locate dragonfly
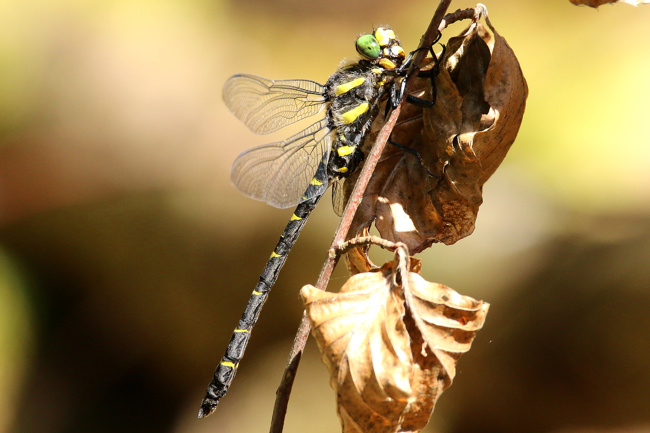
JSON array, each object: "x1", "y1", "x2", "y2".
[{"x1": 199, "y1": 26, "x2": 440, "y2": 418}]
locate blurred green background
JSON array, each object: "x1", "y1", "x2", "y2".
[{"x1": 1, "y1": 1, "x2": 650, "y2": 433}]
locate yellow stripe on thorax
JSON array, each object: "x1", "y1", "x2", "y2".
[
  {"x1": 310, "y1": 177, "x2": 323, "y2": 186},
  {"x1": 340, "y1": 103, "x2": 369, "y2": 124},
  {"x1": 335, "y1": 77, "x2": 366, "y2": 96},
  {"x1": 379, "y1": 58, "x2": 396, "y2": 70}
]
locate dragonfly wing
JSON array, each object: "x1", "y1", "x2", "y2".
[
  {"x1": 231, "y1": 119, "x2": 332, "y2": 209},
  {"x1": 223, "y1": 74, "x2": 327, "y2": 135},
  {"x1": 331, "y1": 178, "x2": 349, "y2": 217}
]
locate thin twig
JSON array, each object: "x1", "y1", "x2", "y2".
[
  {"x1": 269, "y1": 2, "x2": 453, "y2": 432},
  {"x1": 329, "y1": 236, "x2": 411, "y2": 289},
  {"x1": 329, "y1": 235, "x2": 403, "y2": 258},
  {"x1": 439, "y1": 3, "x2": 488, "y2": 31},
  {"x1": 393, "y1": 241, "x2": 410, "y2": 292}
]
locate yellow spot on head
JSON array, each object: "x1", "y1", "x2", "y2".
[
  {"x1": 335, "y1": 77, "x2": 366, "y2": 95},
  {"x1": 340, "y1": 102, "x2": 369, "y2": 124},
  {"x1": 391, "y1": 46, "x2": 405, "y2": 58},
  {"x1": 379, "y1": 58, "x2": 396, "y2": 70},
  {"x1": 337, "y1": 166, "x2": 348, "y2": 173},
  {"x1": 375, "y1": 27, "x2": 396, "y2": 47},
  {"x1": 337, "y1": 146, "x2": 355, "y2": 157},
  {"x1": 371, "y1": 68, "x2": 383, "y2": 74}
]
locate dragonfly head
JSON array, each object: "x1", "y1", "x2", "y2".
[{"x1": 355, "y1": 27, "x2": 405, "y2": 70}]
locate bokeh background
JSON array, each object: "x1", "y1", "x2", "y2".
[{"x1": 1, "y1": 1, "x2": 649, "y2": 432}]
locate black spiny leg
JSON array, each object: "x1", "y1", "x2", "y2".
[
  {"x1": 405, "y1": 42, "x2": 446, "y2": 108},
  {"x1": 384, "y1": 32, "x2": 446, "y2": 178},
  {"x1": 384, "y1": 32, "x2": 444, "y2": 117},
  {"x1": 388, "y1": 138, "x2": 436, "y2": 178}
]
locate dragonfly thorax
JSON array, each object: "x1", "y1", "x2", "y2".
[{"x1": 323, "y1": 27, "x2": 405, "y2": 179}]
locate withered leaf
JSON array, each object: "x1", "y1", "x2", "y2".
[
  {"x1": 343, "y1": 18, "x2": 528, "y2": 274},
  {"x1": 301, "y1": 262, "x2": 489, "y2": 433}
]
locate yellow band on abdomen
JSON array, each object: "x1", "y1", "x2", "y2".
[{"x1": 337, "y1": 146, "x2": 355, "y2": 157}]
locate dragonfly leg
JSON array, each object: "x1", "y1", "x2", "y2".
[{"x1": 388, "y1": 138, "x2": 436, "y2": 178}]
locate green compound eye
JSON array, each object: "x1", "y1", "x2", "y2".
[{"x1": 356, "y1": 34, "x2": 380, "y2": 60}]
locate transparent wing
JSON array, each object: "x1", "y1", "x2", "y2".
[
  {"x1": 231, "y1": 119, "x2": 332, "y2": 209},
  {"x1": 223, "y1": 74, "x2": 327, "y2": 135},
  {"x1": 331, "y1": 178, "x2": 349, "y2": 217}
]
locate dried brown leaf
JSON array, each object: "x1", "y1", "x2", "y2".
[
  {"x1": 344, "y1": 19, "x2": 528, "y2": 274},
  {"x1": 301, "y1": 262, "x2": 489, "y2": 433}
]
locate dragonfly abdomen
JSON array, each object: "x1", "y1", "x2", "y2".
[{"x1": 198, "y1": 191, "x2": 324, "y2": 418}]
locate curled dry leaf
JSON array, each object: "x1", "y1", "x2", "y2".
[
  {"x1": 569, "y1": 0, "x2": 650, "y2": 6},
  {"x1": 301, "y1": 261, "x2": 489, "y2": 433},
  {"x1": 343, "y1": 18, "x2": 528, "y2": 274}
]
